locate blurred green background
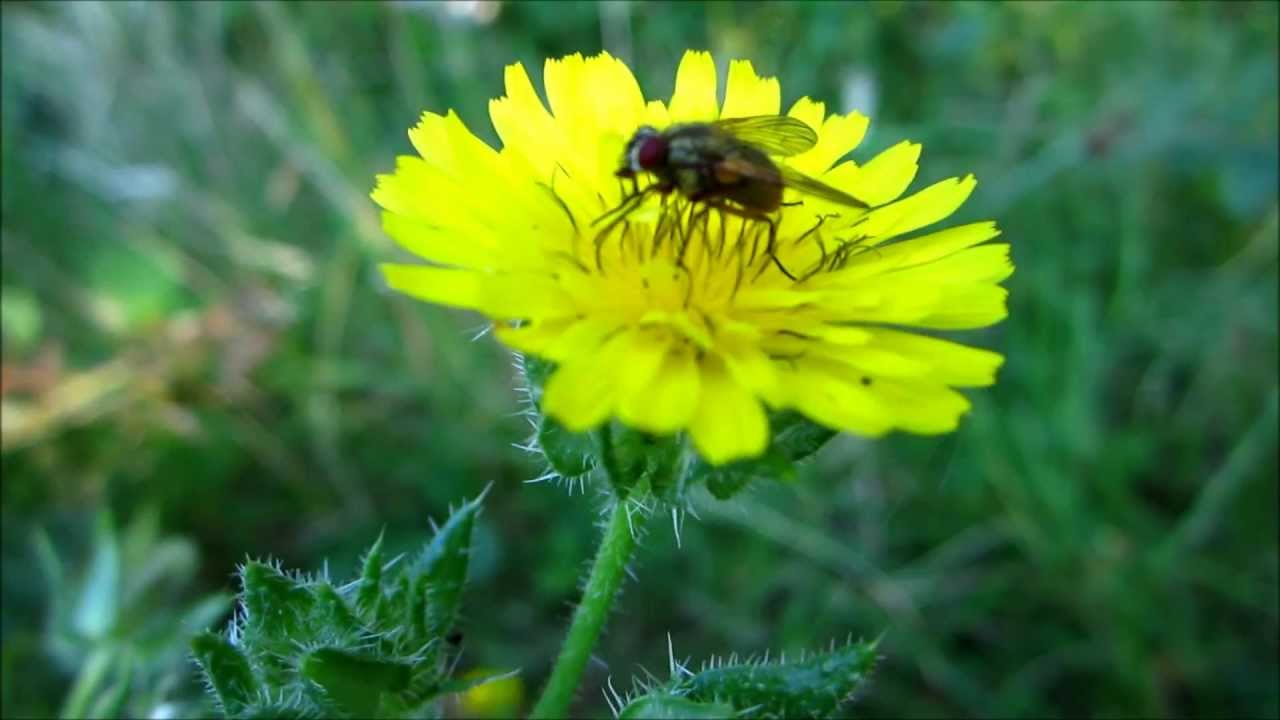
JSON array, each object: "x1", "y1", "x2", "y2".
[{"x1": 2, "y1": 1, "x2": 1276, "y2": 717}]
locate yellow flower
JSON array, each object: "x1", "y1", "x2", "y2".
[{"x1": 374, "y1": 51, "x2": 1013, "y2": 465}]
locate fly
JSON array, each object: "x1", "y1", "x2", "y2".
[{"x1": 596, "y1": 115, "x2": 870, "y2": 279}]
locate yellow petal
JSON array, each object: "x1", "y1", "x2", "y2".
[
  {"x1": 781, "y1": 358, "x2": 894, "y2": 436},
  {"x1": 543, "y1": 53, "x2": 588, "y2": 122},
  {"x1": 884, "y1": 244, "x2": 1014, "y2": 286},
  {"x1": 381, "y1": 263, "x2": 483, "y2": 311},
  {"x1": 618, "y1": 345, "x2": 701, "y2": 433},
  {"x1": 864, "y1": 329, "x2": 1005, "y2": 387},
  {"x1": 719, "y1": 59, "x2": 780, "y2": 119},
  {"x1": 489, "y1": 62, "x2": 563, "y2": 179},
  {"x1": 380, "y1": 211, "x2": 500, "y2": 270},
  {"x1": 786, "y1": 97, "x2": 826, "y2": 133},
  {"x1": 806, "y1": 221, "x2": 1003, "y2": 288},
  {"x1": 668, "y1": 50, "x2": 719, "y2": 122},
  {"x1": 913, "y1": 285, "x2": 1010, "y2": 329},
  {"x1": 541, "y1": 356, "x2": 617, "y2": 432},
  {"x1": 858, "y1": 174, "x2": 978, "y2": 241},
  {"x1": 583, "y1": 52, "x2": 646, "y2": 135},
  {"x1": 688, "y1": 356, "x2": 769, "y2": 463},
  {"x1": 820, "y1": 140, "x2": 921, "y2": 207},
  {"x1": 540, "y1": 327, "x2": 657, "y2": 431},
  {"x1": 788, "y1": 111, "x2": 870, "y2": 176},
  {"x1": 541, "y1": 316, "x2": 625, "y2": 361},
  {"x1": 866, "y1": 378, "x2": 972, "y2": 434},
  {"x1": 642, "y1": 99, "x2": 671, "y2": 128}
]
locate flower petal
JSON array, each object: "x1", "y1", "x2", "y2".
[
  {"x1": 787, "y1": 111, "x2": 870, "y2": 176},
  {"x1": 688, "y1": 356, "x2": 769, "y2": 463},
  {"x1": 541, "y1": 327, "x2": 654, "y2": 431},
  {"x1": 863, "y1": 329, "x2": 1005, "y2": 387},
  {"x1": 381, "y1": 263, "x2": 483, "y2": 311},
  {"x1": 858, "y1": 174, "x2": 978, "y2": 241},
  {"x1": 781, "y1": 358, "x2": 894, "y2": 436},
  {"x1": 668, "y1": 50, "x2": 719, "y2": 122},
  {"x1": 618, "y1": 345, "x2": 701, "y2": 433},
  {"x1": 820, "y1": 140, "x2": 921, "y2": 207},
  {"x1": 786, "y1": 97, "x2": 826, "y2": 133},
  {"x1": 805, "y1": 221, "x2": 1003, "y2": 287},
  {"x1": 720, "y1": 59, "x2": 780, "y2": 119},
  {"x1": 866, "y1": 378, "x2": 972, "y2": 434}
]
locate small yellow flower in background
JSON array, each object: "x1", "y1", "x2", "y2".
[
  {"x1": 375, "y1": 51, "x2": 1012, "y2": 465},
  {"x1": 454, "y1": 669, "x2": 524, "y2": 719}
]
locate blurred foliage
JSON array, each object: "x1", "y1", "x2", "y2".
[
  {"x1": 1, "y1": 1, "x2": 1276, "y2": 718},
  {"x1": 3, "y1": 508, "x2": 229, "y2": 718}
]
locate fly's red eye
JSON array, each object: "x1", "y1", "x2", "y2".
[{"x1": 637, "y1": 137, "x2": 666, "y2": 168}]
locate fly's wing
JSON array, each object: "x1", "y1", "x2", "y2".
[
  {"x1": 713, "y1": 154, "x2": 869, "y2": 210},
  {"x1": 713, "y1": 116, "x2": 818, "y2": 157},
  {"x1": 778, "y1": 164, "x2": 869, "y2": 209}
]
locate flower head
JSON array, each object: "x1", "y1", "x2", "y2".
[{"x1": 374, "y1": 51, "x2": 1013, "y2": 464}]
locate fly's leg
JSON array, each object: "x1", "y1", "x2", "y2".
[
  {"x1": 692, "y1": 200, "x2": 796, "y2": 282},
  {"x1": 592, "y1": 186, "x2": 661, "y2": 271}
]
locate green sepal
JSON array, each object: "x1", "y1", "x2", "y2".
[
  {"x1": 693, "y1": 447, "x2": 795, "y2": 500},
  {"x1": 299, "y1": 648, "x2": 412, "y2": 717},
  {"x1": 520, "y1": 353, "x2": 556, "y2": 400},
  {"x1": 599, "y1": 422, "x2": 683, "y2": 499},
  {"x1": 538, "y1": 415, "x2": 594, "y2": 478},
  {"x1": 191, "y1": 631, "x2": 259, "y2": 716},
  {"x1": 768, "y1": 411, "x2": 837, "y2": 462},
  {"x1": 679, "y1": 640, "x2": 878, "y2": 719},
  {"x1": 620, "y1": 693, "x2": 736, "y2": 719},
  {"x1": 409, "y1": 491, "x2": 484, "y2": 642}
]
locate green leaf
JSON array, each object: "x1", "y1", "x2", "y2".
[
  {"x1": 300, "y1": 648, "x2": 412, "y2": 717},
  {"x1": 240, "y1": 562, "x2": 314, "y2": 643},
  {"x1": 192, "y1": 631, "x2": 259, "y2": 717},
  {"x1": 620, "y1": 693, "x2": 736, "y2": 719},
  {"x1": 410, "y1": 491, "x2": 484, "y2": 642},
  {"x1": 310, "y1": 584, "x2": 363, "y2": 640},
  {"x1": 355, "y1": 531, "x2": 385, "y2": 616},
  {"x1": 679, "y1": 640, "x2": 879, "y2": 719},
  {"x1": 538, "y1": 415, "x2": 594, "y2": 478}
]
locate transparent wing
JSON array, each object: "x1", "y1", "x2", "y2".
[
  {"x1": 778, "y1": 165, "x2": 869, "y2": 209},
  {"x1": 713, "y1": 115, "x2": 818, "y2": 157}
]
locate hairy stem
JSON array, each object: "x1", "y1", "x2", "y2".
[{"x1": 530, "y1": 498, "x2": 639, "y2": 719}]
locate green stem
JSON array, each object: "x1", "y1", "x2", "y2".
[{"x1": 531, "y1": 498, "x2": 639, "y2": 719}]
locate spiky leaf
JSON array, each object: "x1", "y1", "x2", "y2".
[
  {"x1": 409, "y1": 492, "x2": 483, "y2": 642},
  {"x1": 355, "y1": 531, "x2": 385, "y2": 615},
  {"x1": 240, "y1": 562, "x2": 315, "y2": 643},
  {"x1": 192, "y1": 631, "x2": 258, "y2": 716},
  {"x1": 300, "y1": 648, "x2": 412, "y2": 717},
  {"x1": 679, "y1": 641, "x2": 878, "y2": 719},
  {"x1": 620, "y1": 693, "x2": 735, "y2": 719}
]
